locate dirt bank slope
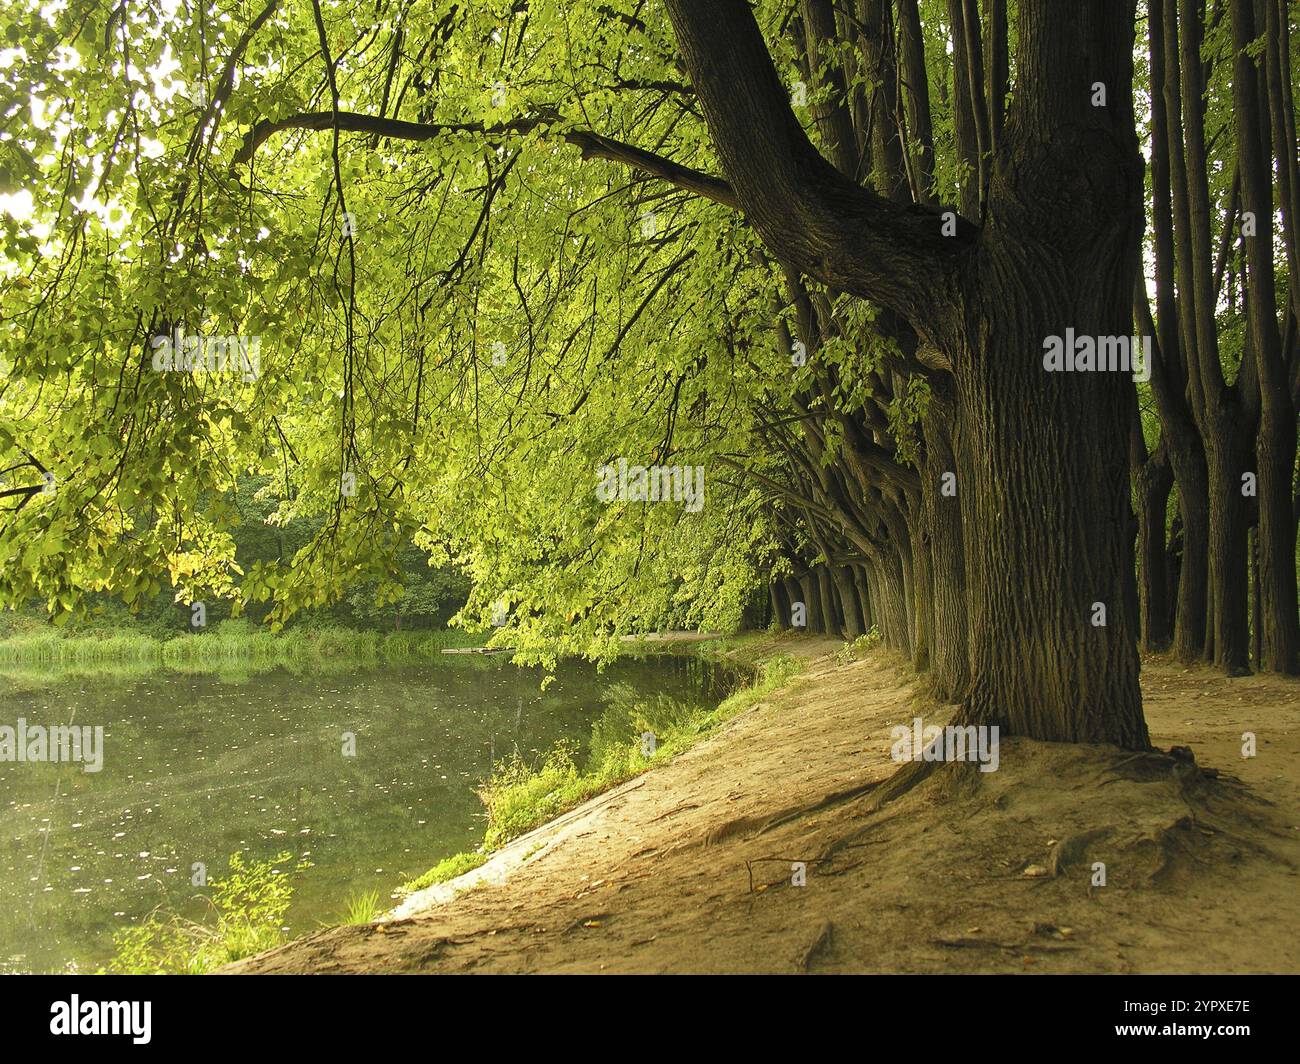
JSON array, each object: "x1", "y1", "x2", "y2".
[{"x1": 224, "y1": 641, "x2": 1300, "y2": 974}]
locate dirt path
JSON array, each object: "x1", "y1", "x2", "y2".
[{"x1": 224, "y1": 639, "x2": 1300, "y2": 974}]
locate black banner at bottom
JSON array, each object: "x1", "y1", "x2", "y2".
[{"x1": 1, "y1": 973, "x2": 1290, "y2": 1051}]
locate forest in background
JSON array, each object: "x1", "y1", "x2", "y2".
[{"x1": 0, "y1": 477, "x2": 467, "y2": 639}]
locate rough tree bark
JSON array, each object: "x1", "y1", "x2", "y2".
[
  {"x1": 664, "y1": 0, "x2": 1149, "y2": 747},
  {"x1": 1147, "y1": 0, "x2": 1210, "y2": 663},
  {"x1": 1230, "y1": 0, "x2": 1299, "y2": 673}
]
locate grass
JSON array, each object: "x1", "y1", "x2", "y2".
[
  {"x1": 102, "y1": 851, "x2": 306, "y2": 975},
  {"x1": 398, "y1": 648, "x2": 803, "y2": 895},
  {"x1": 400, "y1": 850, "x2": 491, "y2": 894},
  {"x1": 335, "y1": 889, "x2": 384, "y2": 926},
  {"x1": 833, "y1": 627, "x2": 882, "y2": 664},
  {"x1": 0, "y1": 618, "x2": 480, "y2": 669}
]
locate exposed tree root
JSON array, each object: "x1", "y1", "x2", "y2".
[{"x1": 793, "y1": 919, "x2": 834, "y2": 971}]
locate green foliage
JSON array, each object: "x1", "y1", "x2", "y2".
[
  {"x1": 0, "y1": 0, "x2": 786, "y2": 656},
  {"x1": 401, "y1": 646, "x2": 803, "y2": 892},
  {"x1": 887, "y1": 377, "x2": 932, "y2": 467},
  {"x1": 0, "y1": 617, "x2": 479, "y2": 666},
  {"x1": 102, "y1": 851, "x2": 306, "y2": 975},
  {"x1": 400, "y1": 851, "x2": 490, "y2": 895},
  {"x1": 834, "y1": 627, "x2": 883, "y2": 664},
  {"x1": 335, "y1": 890, "x2": 384, "y2": 927}
]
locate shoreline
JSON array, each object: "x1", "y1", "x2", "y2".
[
  {"x1": 385, "y1": 631, "x2": 809, "y2": 912},
  {"x1": 223, "y1": 639, "x2": 1300, "y2": 975}
]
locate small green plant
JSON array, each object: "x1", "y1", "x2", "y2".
[
  {"x1": 835, "y1": 627, "x2": 882, "y2": 663},
  {"x1": 336, "y1": 889, "x2": 383, "y2": 925},
  {"x1": 399, "y1": 646, "x2": 806, "y2": 904},
  {"x1": 101, "y1": 851, "x2": 307, "y2": 975},
  {"x1": 478, "y1": 741, "x2": 596, "y2": 849},
  {"x1": 399, "y1": 850, "x2": 489, "y2": 894}
]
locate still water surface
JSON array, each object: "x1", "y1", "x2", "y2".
[{"x1": 0, "y1": 653, "x2": 732, "y2": 972}]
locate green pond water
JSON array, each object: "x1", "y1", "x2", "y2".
[{"x1": 0, "y1": 652, "x2": 735, "y2": 973}]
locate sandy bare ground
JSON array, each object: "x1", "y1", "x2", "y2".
[{"x1": 224, "y1": 637, "x2": 1300, "y2": 974}]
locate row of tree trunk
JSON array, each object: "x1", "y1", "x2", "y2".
[
  {"x1": 1130, "y1": 0, "x2": 1300, "y2": 676},
  {"x1": 663, "y1": 0, "x2": 1297, "y2": 749}
]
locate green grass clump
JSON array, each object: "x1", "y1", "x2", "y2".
[
  {"x1": 478, "y1": 742, "x2": 608, "y2": 850},
  {"x1": 400, "y1": 850, "x2": 491, "y2": 894},
  {"x1": 834, "y1": 627, "x2": 882, "y2": 664},
  {"x1": 102, "y1": 851, "x2": 307, "y2": 975},
  {"x1": 335, "y1": 889, "x2": 384, "y2": 926},
  {"x1": 403, "y1": 651, "x2": 805, "y2": 887}
]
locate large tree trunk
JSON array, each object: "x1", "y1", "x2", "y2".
[
  {"x1": 852, "y1": 563, "x2": 874, "y2": 632},
  {"x1": 783, "y1": 576, "x2": 805, "y2": 630},
  {"x1": 908, "y1": 500, "x2": 933, "y2": 671},
  {"x1": 922, "y1": 398, "x2": 970, "y2": 700},
  {"x1": 665, "y1": 0, "x2": 1150, "y2": 748},
  {"x1": 896, "y1": 0, "x2": 936, "y2": 203},
  {"x1": 949, "y1": 0, "x2": 1148, "y2": 746},
  {"x1": 797, "y1": 571, "x2": 824, "y2": 633},
  {"x1": 1170, "y1": 448, "x2": 1211, "y2": 661},
  {"x1": 769, "y1": 580, "x2": 791, "y2": 630},
  {"x1": 953, "y1": 272, "x2": 1145, "y2": 744},
  {"x1": 870, "y1": 552, "x2": 911, "y2": 655},
  {"x1": 1173, "y1": 0, "x2": 1252, "y2": 673},
  {"x1": 833, "y1": 565, "x2": 865, "y2": 638},
  {"x1": 1202, "y1": 423, "x2": 1253, "y2": 672},
  {"x1": 1147, "y1": 0, "x2": 1210, "y2": 663},
  {"x1": 817, "y1": 565, "x2": 846, "y2": 640},
  {"x1": 946, "y1": 0, "x2": 986, "y2": 216}
]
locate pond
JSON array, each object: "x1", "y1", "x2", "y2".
[{"x1": 0, "y1": 651, "x2": 735, "y2": 973}]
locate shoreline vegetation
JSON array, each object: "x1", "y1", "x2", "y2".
[
  {"x1": 0, "y1": 617, "x2": 483, "y2": 675},
  {"x1": 395, "y1": 637, "x2": 805, "y2": 901},
  {"x1": 83, "y1": 629, "x2": 800, "y2": 967},
  {"x1": 222, "y1": 645, "x2": 1300, "y2": 977}
]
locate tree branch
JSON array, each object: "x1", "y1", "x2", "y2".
[
  {"x1": 662, "y1": 0, "x2": 973, "y2": 333},
  {"x1": 232, "y1": 111, "x2": 737, "y2": 209}
]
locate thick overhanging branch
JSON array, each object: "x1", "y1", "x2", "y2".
[
  {"x1": 662, "y1": 0, "x2": 974, "y2": 332},
  {"x1": 232, "y1": 111, "x2": 737, "y2": 209}
]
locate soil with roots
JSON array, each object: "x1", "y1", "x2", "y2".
[{"x1": 223, "y1": 637, "x2": 1300, "y2": 974}]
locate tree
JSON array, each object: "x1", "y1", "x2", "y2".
[
  {"x1": 1, "y1": 1, "x2": 1295, "y2": 750},
  {"x1": 662, "y1": 0, "x2": 1147, "y2": 745}
]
